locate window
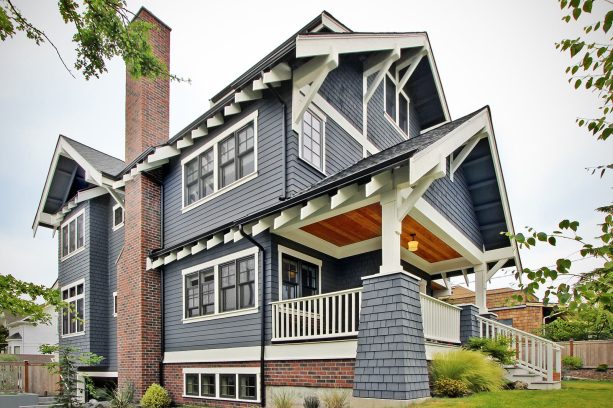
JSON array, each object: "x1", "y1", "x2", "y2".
[
  {"x1": 383, "y1": 72, "x2": 411, "y2": 137},
  {"x1": 238, "y1": 374, "x2": 257, "y2": 400},
  {"x1": 279, "y1": 247, "x2": 321, "y2": 301},
  {"x1": 300, "y1": 109, "x2": 325, "y2": 172},
  {"x1": 61, "y1": 210, "x2": 85, "y2": 259},
  {"x1": 185, "y1": 374, "x2": 199, "y2": 396},
  {"x1": 113, "y1": 292, "x2": 117, "y2": 317},
  {"x1": 183, "y1": 248, "x2": 258, "y2": 321},
  {"x1": 13, "y1": 346, "x2": 20, "y2": 355},
  {"x1": 61, "y1": 280, "x2": 85, "y2": 336},
  {"x1": 183, "y1": 369, "x2": 259, "y2": 402},
  {"x1": 182, "y1": 112, "x2": 258, "y2": 210},
  {"x1": 112, "y1": 204, "x2": 124, "y2": 230}
]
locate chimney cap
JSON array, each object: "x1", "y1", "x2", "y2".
[{"x1": 132, "y1": 6, "x2": 172, "y2": 32}]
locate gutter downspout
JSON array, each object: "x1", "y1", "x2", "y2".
[
  {"x1": 238, "y1": 224, "x2": 266, "y2": 407},
  {"x1": 264, "y1": 80, "x2": 288, "y2": 200}
]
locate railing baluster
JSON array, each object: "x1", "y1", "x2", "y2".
[{"x1": 332, "y1": 293, "x2": 337, "y2": 334}]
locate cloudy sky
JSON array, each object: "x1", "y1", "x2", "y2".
[{"x1": 0, "y1": 1, "x2": 610, "y2": 295}]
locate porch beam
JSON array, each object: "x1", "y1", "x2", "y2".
[
  {"x1": 330, "y1": 184, "x2": 358, "y2": 209},
  {"x1": 450, "y1": 132, "x2": 487, "y2": 181},
  {"x1": 363, "y1": 47, "x2": 401, "y2": 104},
  {"x1": 483, "y1": 246, "x2": 515, "y2": 263},
  {"x1": 365, "y1": 170, "x2": 392, "y2": 197},
  {"x1": 300, "y1": 195, "x2": 330, "y2": 220}
]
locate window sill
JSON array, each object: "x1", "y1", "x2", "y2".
[
  {"x1": 182, "y1": 306, "x2": 259, "y2": 324},
  {"x1": 182, "y1": 395, "x2": 260, "y2": 404},
  {"x1": 383, "y1": 112, "x2": 409, "y2": 140},
  {"x1": 181, "y1": 171, "x2": 259, "y2": 214},
  {"x1": 298, "y1": 157, "x2": 326, "y2": 177},
  {"x1": 60, "y1": 246, "x2": 86, "y2": 262},
  {"x1": 61, "y1": 331, "x2": 85, "y2": 339},
  {"x1": 112, "y1": 223, "x2": 124, "y2": 232}
]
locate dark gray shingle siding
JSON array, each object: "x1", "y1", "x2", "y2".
[
  {"x1": 366, "y1": 76, "x2": 406, "y2": 150},
  {"x1": 107, "y1": 196, "x2": 123, "y2": 371}
]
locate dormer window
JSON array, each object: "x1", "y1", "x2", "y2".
[
  {"x1": 61, "y1": 209, "x2": 85, "y2": 260},
  {"x1": 300, "y1": 108, "x2": 326, "y2": 173},
  {"x1": 112, "y1": 204, "x2": 124, "y2": 231},
  {"x1": 182, "y1": 111, "x2": 259, "y2": 211},
  {"x1": 384, "y1": 73, "x2": 410, "y2": 137}
]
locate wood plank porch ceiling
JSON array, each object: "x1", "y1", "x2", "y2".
[{"x1": 301, "y1": 203, "x2": 461, "y2": 263}]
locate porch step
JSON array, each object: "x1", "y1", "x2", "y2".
[
  {"x1": 38, "y1": 397, "x2": 55, "y2": 404},
  {"x1": 528, "y1": 381, "x2": 562, "y2": 390}
]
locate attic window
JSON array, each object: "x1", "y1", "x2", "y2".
[
  {"x1": 300, "y1": 108, "x2": 326, "y2": 173},
  {"x1": 61, "y1": 209, "x2": 85, "y2": 260},
  {"x1": 113, "y1": 204, "x2": 124, "y2": 231},
  {"x1": 384, "y1": 73, "x2": 410, "y2": 137}
]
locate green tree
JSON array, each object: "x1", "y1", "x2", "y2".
[
  {"x1": 0, "y1": 274, "x2": 66, "y2": 325},
  {"x1": 507, "y1": 0, "x2": 612, "y2": 317},
  {"x1": 41, "y1": 344, "x2": 104, "y2": 407},
  {"x1": 0, "y1": 324, "x2": 8, "y2": 352},
  {"x1": 0, "y1": 0, "x2": 183, "y2": 81},
  {"x1": 538, "y1": 305, "x2": 613, "y2": 340}
]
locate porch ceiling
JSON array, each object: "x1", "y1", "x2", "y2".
[{"x1": 300, "y1": 203, "x2": 461, "y2": 263}]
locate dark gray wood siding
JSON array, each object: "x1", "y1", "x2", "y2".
[
  {"x1": 319, "y1": 55, "x2": 363, "y2": 132},
  {"x1": 163, "y1": 97, "x2": 286, "y2": 249},
  {"x1": 366, "y1": 75, "x2": 407, "y2": 150},
  {"x1": 106, "y1": 196, "x2": 123, "y2": 371}
]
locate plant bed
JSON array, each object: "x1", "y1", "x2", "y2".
[
  {"x1": 563, "y1": 368, "x2": 613, "y2": 381},
  {"x1": 0, "y1": 393, "x2": 38, "y2": 408}
]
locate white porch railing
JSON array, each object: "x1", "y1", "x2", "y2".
[
  {"x1": 419, "y1": 293, "x2": 461, "y2": 343},
  {"x1": 271, "y1": 288, "x2": 463, "y2": 344},
  {"x1": 477, "y1": 316, "x2": 562, "y2": 382},
  {"x1": 271, "y1": 288, "x2": 362, "y2": 342}
]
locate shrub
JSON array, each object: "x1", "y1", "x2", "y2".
[
  {"x1": 140, "y1": 384, "x2": 171, "y2": 408},
  {"x1": 111, "y1": 382, "x2": 135, "y2": 408},
  {"x1": 321, "y1": 390, "x2": 350, "y2": 408},
  {"x1": 304, "y1": 395, "x2": 320, "y2": 408},
  {"x1": 0, "y1": 354, "x2": 18, "y2": 362},
  {"x1": 272, "y1": 390, "x2": 294, "y2": 408},
  {"x1": 433, "y1": 378, "x2": 470, "y2": 398},
  {"x1": 562, "y1": 355, "x2": 583, "y2": 370},
  {"x1": 596, "y1": 364, "x2": 608, "y2": 372},
  {"x1": 464, "y1": 337, "x2": 516, "y2": 365},
  {"x1": 430, "y1": 350, "x2": 505, "y2": 393}
]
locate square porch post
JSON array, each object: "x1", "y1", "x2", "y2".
[
  {"x1": 474, "y1": 263, "x2": 488, "y2": 314},
  {"x1": 352, "y1": 189, "x2": 430, "y2": 403}
]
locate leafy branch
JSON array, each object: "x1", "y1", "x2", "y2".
[{"x1": 0, "y1": 274, "x2": 67, "y2": 325}]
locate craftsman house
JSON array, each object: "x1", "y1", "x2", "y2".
[{"x1": 32, "y1": 8, "x2": 562, "y2": 407}]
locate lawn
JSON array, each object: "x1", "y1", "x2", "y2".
[{"x1": 418, "y1": 381, "x2": 613, "y2": 408}]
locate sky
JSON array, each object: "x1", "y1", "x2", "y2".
[{"x1": 0, "y1": 1, "x2": 610, "y2": 296}]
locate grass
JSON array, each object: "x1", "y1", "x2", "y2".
[{"x1": 417, "y1": 381, "x2": 613, "y2": 408}]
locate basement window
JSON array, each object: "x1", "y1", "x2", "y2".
[
  {"x1": 60, "y1": 209, "x2": 85, "y2": 260},
  {"x1": 182, "y1": 369, "x2": 259, "y2": 402},
  {"x1": 181, "y1": 111, "x2": 259, "y2": 211}
]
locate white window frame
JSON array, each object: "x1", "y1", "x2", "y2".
[
  {"x1": 112, "y1": 204, "x2": 124, "y2": 231},
  {"x1": 277, "y1": 245, "x2": 323, "y2": 301},
  {"x1": 298, "y1": 104, "x2": 327, "y2": 175},
  {"x1": 182, "y1": 367, "x2": 260, "y2": 403},
  {"x1": 181, "y1": 111, "x2": 259, "y2": 214},
  {"x1": 60, "y1": 209, "x2": 86, "y2": 261},
  {"x1": 181, "y1": 247, "x2": 259, "y2": 324},
  {"x1": 60, "y1": 278, "x2": 85, "y2": 338},
  {"x1": 113, "y1": 292, "x2": 117, "y2": 317},
  {"x1": 382, "y1": 72, "x2": 411, "y2": 139}
]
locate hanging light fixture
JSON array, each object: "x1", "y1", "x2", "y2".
[{"x1": 408, "y1": 233, "x2": 419, "y2": 252}]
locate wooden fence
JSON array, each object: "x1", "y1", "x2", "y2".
[
  {"x1": 0, "y1": 356, "x2": 58, "y2": 396},
  {"x1": 557, "y1": 339, "x2": 613, "y2": 368}
]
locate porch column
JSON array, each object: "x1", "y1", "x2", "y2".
[
  {"x1": 474, "y1": 263, "x2": 488, "y2": 314},
  {"x1": 353, "y1": 272, "x2": 430, "y2": 402},
  {"x1": 379, "y1": 190, "x2": 402, "y2": 274}
]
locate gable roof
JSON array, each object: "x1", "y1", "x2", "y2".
[{"x1": 62, "y1": 136, "x2": 125, "y2": 178}]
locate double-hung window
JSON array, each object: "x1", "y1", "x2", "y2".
[
  {"x1": 384, "y1": 73, "x2": 411, "y2": 136},
  {"x1": 61, "y1": 280, "x2": 84, "y2": 336},
  {"x1": 182, "y1": 112, "x2": 258, "y2": 209},
  {"x1": 183, "y1": 248, "x2": 258, "y2": 320},
  {"x1": 61, "y1": 210, "x2": 84, "y2": 259},
  {"x1": 300, "y1": 109, "x2": 325, "y2": 172},
  {"x1": 280, "y1": 249, "x2": 321, "y2": 301}
]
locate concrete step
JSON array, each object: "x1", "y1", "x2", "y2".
[{"x1": 528, "y1": 381, "x2": 562, "y2": 390}]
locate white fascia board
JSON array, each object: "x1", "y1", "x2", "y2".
[
  {"x1": 411, "y1": 198, "x2": 484, "y2": 265},
  {"x1": 296, "y1": 33, "x2": 427, "y2": 58},
  {"x1": 409, "y1": 109, "x2": 489, "y2": 185}
]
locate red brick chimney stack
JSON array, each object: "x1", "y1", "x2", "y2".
[{"x1": 117, "y1": 7, "x2": 170, "y2": 396}]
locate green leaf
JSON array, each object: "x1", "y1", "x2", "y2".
[
  {"x1": 582, "y1": 0, "x2": 593, "y2": 13},
  {"x1": 575, "y1": 78, "x2": 582, "y2": 89},
  {"x1": 605, "y1": 10, "x2": 613, "y2": 33},
  {"x1": 537, "y1": 232, "x2": 548, "y2": 241},
  {"x1": 573, "y1": 7, "x2": 582, "y2": 20},
  {"x1": 548, "y1": 236, "x2": 557, "y2": 246}
]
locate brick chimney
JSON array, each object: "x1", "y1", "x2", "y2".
[{"x1": 117, "y1": 7, "x2": 170, "y2": 396}]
